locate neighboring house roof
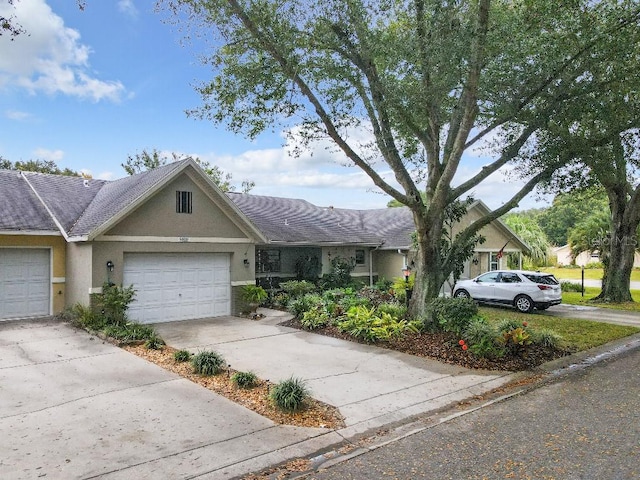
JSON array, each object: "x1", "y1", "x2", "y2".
[
  {"x1": 0, "y1": 159, "x2": 264, "y2": 242},
  {"x1": 228, "y1": 192, "x2": 415, "y2": 248}
]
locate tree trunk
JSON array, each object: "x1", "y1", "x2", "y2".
[
  {"x1": 409, "y1": 211, "x2": 450, "y2": 317},
  {"x1": 595, "y1": 188, "x2": 637, "y2": 303}
]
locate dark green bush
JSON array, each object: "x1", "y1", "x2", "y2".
[
  {"x1": 357, "y1": 286, "x2": 395, "y2": 306},
  {"x1": 191, "y1": 350, "x2": 226, "y2": 375},
  {"x1": 144, "y1": 334, "x2": 165, "y2": 350},
  {"x1": 463, "y1": 318, "x2": 505, "y2": 358},
  {"x1": 287, "y1": 293, "x2": 323, "y2": 318},
  {"x1": 98, "y1": 283, "x2": 136, "y2": 326},
  {"x1": 427, "y1": 297, "x2": 478, "y2": 335},
  {"x1": 560, "y1": 281, "x2": 583, "y2": 292},
  {"x1": 270, "y1": 377, "x2": 310, "y2": 411},
  {"x1": 103, "y1": 322, "x2": 156, "y2": 343},
  {"x1": 231, "y1": 371, "x2": 259, "y2": 389},
  {"x1": 280, "y1": 280, "x2": 317, "y2": 298},
  {"x1": 69, "y1": 303, "x2": 106, "y2": 330},
  {"x1": 173, "y1": 349, "x2": 192, "y2": 362},
  {"x1": 319, "y1": 257, "x2": 356, "y2": 289}
]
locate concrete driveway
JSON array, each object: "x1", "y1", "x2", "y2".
[
  {"x1": 153, "y1": 309, "x2": 513, "y2": 436},
  {"x1": 0, "y1": 318, "x2": 338, "y2": 480}
]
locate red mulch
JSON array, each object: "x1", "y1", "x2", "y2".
[{"x1": 280, "y1": 319, "x2": 572, "y2": 371}]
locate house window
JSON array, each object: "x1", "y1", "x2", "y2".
[
  {"x1": 355, "y1": 249, "x2": 365, "y2": 265},
  {"x1": 176, "y1": 191, "x2": 193, "y2": 214},
  {"x1": 257, "y1": 249, "x2": 281, "y2": 273},
  {"x1": 490, "y1": 252, "x2": 499, "y2": 271}
]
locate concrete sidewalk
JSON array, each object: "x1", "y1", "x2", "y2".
[{"x1": 153, "y1": 309, "x2": 513, "y2": 437}]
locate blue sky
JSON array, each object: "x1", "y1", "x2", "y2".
[{"x1": 0, "y1": 0, "x2": 547, "y2": 210}]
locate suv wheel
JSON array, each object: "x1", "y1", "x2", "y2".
[
  {"x1": 454, "y1": 289, "x2": 470, "y2": 299},
  {"x1": 514, "y1": 294, "x2": 534, "y2": 313}
]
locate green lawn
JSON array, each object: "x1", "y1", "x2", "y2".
[
  {"x1": 538, "y1": 266, "x2": 640, "y2": 282},
  {"x1": 561, "y1": 287, "x2": 640, "y2": 312},
  {"x1": 479, "y1": 306, "x2": 640, "y2": 351}
]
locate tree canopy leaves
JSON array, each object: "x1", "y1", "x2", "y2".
[{"x1": 122, "y1": 148, "x2": 254, "y2": 193}]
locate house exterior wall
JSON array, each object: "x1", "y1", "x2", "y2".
[
  {"x1": 105, "y1": 174, "x2": 247, "y2": 239},
  {"x1": 65, "y1": 242, "x2": 93, "y2": 307},
  {"x1": 374, "y1": 249, "x2": 407, "y2": 283},
  {"x1": 0, "y1": 234, "x2": 66, "y2": 315}
]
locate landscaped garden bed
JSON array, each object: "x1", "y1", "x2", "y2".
[
  {"x1": 281, "y1": 317, "x2": 570, "y2": 371},
  {"x1": 123, "y1": 343, "x2": 345, "y2": 429}
]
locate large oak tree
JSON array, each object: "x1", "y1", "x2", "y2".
[{"x1": 160, "y1": 0, "x2": 636, "y2": 314}]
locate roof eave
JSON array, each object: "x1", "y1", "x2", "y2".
[{"x1": 0, "y1": 229, "x2": 62, "y2": 236}]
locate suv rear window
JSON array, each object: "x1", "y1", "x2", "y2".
[{"x1": 523, "y1": 274, "x2": 559, "y2": 285}]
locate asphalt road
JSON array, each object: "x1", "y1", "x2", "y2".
[{"x1": 307, "y1": 346, "x2": 640, "y2": 480}]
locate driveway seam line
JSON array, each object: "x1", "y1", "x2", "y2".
[
  {"x1": 185, "y1": 430, "x2": 337, "y2": 480},
  {"x1": 0, "y1": 377, "x2": 182, "y2": 420},
  {"x1": 336, "y1": 373, "x2": 511, "y2": 409},
  {"x1": 0, "y1": 351, "x2": 118, "y2": 371},
  {"x1": 182, "y1": 330, "x2": 298, "y2": 348},
  {"x1": 81, "y1": 425, "x2": 281, "y2": 480}
]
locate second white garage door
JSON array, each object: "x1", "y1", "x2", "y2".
[{"x1": 123, "y1": 253, "x2": 231, "y2": 324}]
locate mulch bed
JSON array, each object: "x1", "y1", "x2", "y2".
[
  {"x1": 123, "y1": 344, "x2": 345, "y2": 430},
  {"x1": 280, "y1": 318, "x2": 573, "y2": 372}
]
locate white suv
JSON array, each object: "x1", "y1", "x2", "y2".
[{"x1": 453, "y1": 270, "x2": 562, "y2": 313}]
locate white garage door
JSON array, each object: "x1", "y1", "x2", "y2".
[
  {"x1": 123, "y1": 253, "x2": 231, "y2": 324},
  {"x1": 0, "y1": 248, "x2": 50, "y2": 320}
]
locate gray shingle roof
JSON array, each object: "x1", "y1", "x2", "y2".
[
  {"x1": 227, "y1": 192, "x2": 415, "y2": 248},
  {"x1": 69, "y1": 161, "x2": 185, "y2": 236},
  {"x1": 20, "y1": 172, "x2": 107, "y2": 233},
  {"x1": 2, "y1": 161, "x2": 416, "y2": 248},
  {"x1": 0, "y1": 169, "x2": 58, "y2": 231}
]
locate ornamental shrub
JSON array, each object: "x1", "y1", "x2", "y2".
[
  {"x1": 530, "y1": 328, "x2": 563, "y2": 348},
  {"x1": 300, "y1": 306, "x2": 330, "y2": 330},
  {"x1": 231, "y1": 371, "x2": 259, "y2": 389},
  {"x1": 191, "y1": 350, "x2": 226, "y2": 376},
  {"x1": 427, "y1": 297, "x2": 478, "y2": 335},
  {"x1": 280, "y1": 280, "x2": 317, "y2": 298},
  {"x1": 336, "y1": 305, "x2": 419, "y2": 343},
  {"x1": 173, "y1": 349, "x2": 192, "y2": 362},
  {"x1": 270, "y1": 377, "x2": 310, "y2": 412},
  {"x1": 560, "y1": 281, "x2": 583, "y2": 292},
  {"x1": 287, "y1": 293, "x2": 323, "y2": 318}
]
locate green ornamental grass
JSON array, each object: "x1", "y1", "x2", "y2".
[
  {"x1": 191, "y1": 350, "x2": 226, "y2": 376},
  {"x1": 270, "y1": 377, "x2": 310, "y2": 412}
]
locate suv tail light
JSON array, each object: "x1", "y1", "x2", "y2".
[{"x1": 537, "y1": 285, "x2": 553, "y2": 290}]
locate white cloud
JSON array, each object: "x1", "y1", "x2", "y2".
[
  {"x1": 33, "y1": 147, "x2": 64, "y2": 161},
  {"x1": 117, "y1": 0, "x2": 138, "y2": 18},
  {"x1": 0, "y1": 0, "x2": 125, "y2": 101},
  {"x1": 5, "y1": 109, "x2": 32, "y2": 121}
]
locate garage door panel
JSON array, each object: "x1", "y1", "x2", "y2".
[
  {"x1": 1, "y1": 249, "x2": 50, "y2": 320},
  {"x1": 123, "y1": 253, "x2": 231, "y2": 324}
]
